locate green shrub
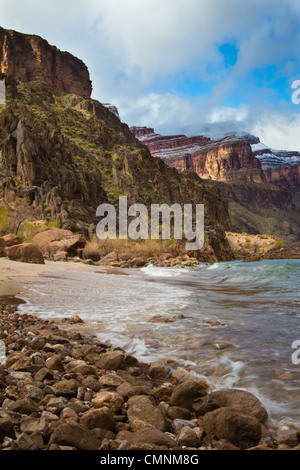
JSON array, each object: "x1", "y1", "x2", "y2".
[
  {"x1": 0, "y1": 209, "x2": 12, "y2": 235},
  {"x1": 46, "y1": 219, "x2": 60, "y2": 229},
  {"x1": 17, "y1": 221, "x2": 39, "y2": 242}
]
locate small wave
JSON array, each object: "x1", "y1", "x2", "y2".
[
  {"x1": 212, "y1": 355, "x2": 246, "y2": 389},
  {"x1": 141, "y1": 264, "x2": 189, "y2": 277}
]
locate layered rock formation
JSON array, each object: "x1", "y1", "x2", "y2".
[
  {"x1": 264, "y1": 165, "x2": 300, "y2": 194},
  {"x1": 131, "y1": 127, "x2": 265, "y2": 183},
  {"x1": 250, "y1": 141, "x2": 300, "y2": 194},
  {"x1": 251, "y1": 141, "x2": 300, "y2": 170},
  {"x1": 0, "y1": 27, "x2": 92, "y2": 99},
  {"x1": 131, "y1": 127, "x2": 300, "y2": 240}
]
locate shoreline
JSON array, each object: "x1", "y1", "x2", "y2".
[
  {"x1": 0, "y1": 304, "x2": 298, "y2": 451},
  {"x1": 0, "y1": 258, "x2": 130, "y2": 298},
  {"x1": 0, "y1": 258, "x2": 299, "y2": 450}
]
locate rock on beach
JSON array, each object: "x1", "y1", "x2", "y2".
[{"x1": 0, "y1": 304, "x2": 298, "y2": 451}]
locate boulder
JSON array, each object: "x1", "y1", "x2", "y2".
[
  {"x1": 0, "y1": 418, "x2": 16, "y2": 442},
  {"x1": 45, "y1": 397, "x2": 68, "y2": 415},
  {"x1": 1, "y1": 233, "x2": 22, "y2": 247},
  {"x1": 176, "y1": 426, "x2": 203, "y2": 447},
  {"x1": 127, "y1": 427, "x2": 177, "y2": 448},
  {"x1": 171, "y1": 418, "x2": 197, "y2": 434},
  {"x1": 80, "y1": 407, "x2": 116, "y2": 431},
  {"x1": 127, "y1": 395, "x2": 168, "y2": 432},
  {"x1": 65, "y1": 359, "x2": 96, "y2": 376},
  {"x1": 275, "y1": 428, "x2": 299, "y2": 447},
  {"x1": 32, "y1": 228, "x2": 86, "y2": 257},
  {"x1": 20, "y1": 411, "x2": 59, "y2": 434},
  {"x1": 92, "y1": 390, "x2": 124, "y2": 414},
  {"x1": 9, "y1": 432, "x2": 38, "y2": 450},
  {"x1": 22, "y1": 384, "x2": 44, "y2": 402},
  {"x1": 167, "y1": 406, "x2": 192, "y2": 421},
  {"x1": 5, "y1": 243, "x2": 45, "y2": 264},
  {"x1": 60, "y1": 407, "x2": 80, "y2": 422},
  {"x1": 0, "y1": 238, "x2": 6, "y2": 257},
  {"x1": 95, "y1": 350, "x2": 138, "y2": 370},
  {"x1": 203, "y1": 406, "x2": 262, "y2": 450},
  {"x1": 8, "y1": 397, "x2": 40, "y2": 415},
  {"x1": 169, "y1": 380, "x2": 207, "y2": 410},
  {"x1": 81, "y1": 376, "x2": 101, "y2": 392},
  {"x1": 48, "y1": 422, "x2": 102, "y2": 450},
  {"x1": 116, "y1": 382, "x2": 152, "y2": 400},
  {"x1": 194, "y1": 388, "x2": 268, "y2": 423},
  {"x1": 52, "y1": 379, "x2": 79, "y2": 392},
  {"x1": 45, "y1": 354, "x2": 65, "y2": 373},
  {"x1": 82, "y1": 246, "x2": 100, "y2": 262},
  {"x1": 8, "y1": 356, "x2": 31, "y2": 371},
  {"x1": 98, "y1": 373, "x2": 124, "y2": 388}
]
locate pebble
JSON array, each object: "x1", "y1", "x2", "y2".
[{"x1": 0, "y1": 304, "x2": 297, "y2": 451}]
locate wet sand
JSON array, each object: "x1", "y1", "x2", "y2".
[{"x1": 0, "y1": 258, "x2": 122, "y2": 300}]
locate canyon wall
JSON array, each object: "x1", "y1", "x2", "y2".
[
  {"x1": 131, "y1": 127, "x2": 265, "y2": 183},
  {"x1": 0, "y1": 27, "x2": 92, "y2": 99}
]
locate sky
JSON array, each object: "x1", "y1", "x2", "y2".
[{"x1": 1, "y1": 0, "x2": 300, "y2": 150}]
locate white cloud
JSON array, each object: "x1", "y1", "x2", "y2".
[
  {"x1": 251, "y1": 112, "x2": 300, "y2": 151},
  {"x1": 0, "y1": 0, "x2": 299, "y2": 149}
]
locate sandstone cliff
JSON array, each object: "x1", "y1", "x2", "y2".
[
  {"x1": 131, "y1": 127, "x2": 265, "y2": 183},
  {"x1": 131, "y1": 127, "x2": 300, "y2": 241},
  {"x1": 0, "y1": 27, "x2": 92, "y2": 99},
  {"x1": 264, "y1": 165, "x2": 300, "y2": 195}
]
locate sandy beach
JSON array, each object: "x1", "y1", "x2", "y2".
[{"x1": 0, "y1": 258, "x2": 120, "y2": 299}]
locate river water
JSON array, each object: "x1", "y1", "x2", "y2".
[{"x1": 17, "y1": 258, "x2": 300, "y2": 429}]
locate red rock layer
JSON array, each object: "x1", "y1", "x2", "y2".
[
  {"x1": 0, "y1": 27, "x2": 92, "y2": 99},
  {"x1": 264, "y1": 164, "x2": 300, "y2": 194},
  {"x1": 131, "y1": 127, "x2": 265, "y2": 183}
]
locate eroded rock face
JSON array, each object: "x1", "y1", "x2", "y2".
[
  {"x1": 0, "y1": 27, "x2": 92, "y2": 99},
  {"x1": 265, "y1": 164, "x2": 300, "y2": 194},
  {"x1": 131, "y1": 127, "x2": 265, "y2": 183}
]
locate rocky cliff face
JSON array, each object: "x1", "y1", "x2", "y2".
[
  {"x1": 0, "y1": 79, "x2": 232, "y2": 261},
  {"x1": 0, "y1": 27, "x2": 92, "y2": 99},
  {"x1": 131, "y1": 127, "x2": 265, "y2": 183},
  {"x1": 131, "y1": 126, "x2": 300, "y2": 240},
  {"x1": 250, "y1": 140, "x2": 300, "y2": 194},
  {"x1": 264, "y1": 164, "x2": 300, "y2": 194}
]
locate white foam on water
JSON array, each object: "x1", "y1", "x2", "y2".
[
  {"x1": 207, "y1": 263, "x2": 221, "y2": 270},
  {"x1": 141, "y1": 264, "x2": 190, "y2": 277},
  {"x1": 14, "y1": 260, "x2": 300, "y2": 428},
  {"x1": 212, "y1": 354, "x2": 246, "y2": 389}
]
